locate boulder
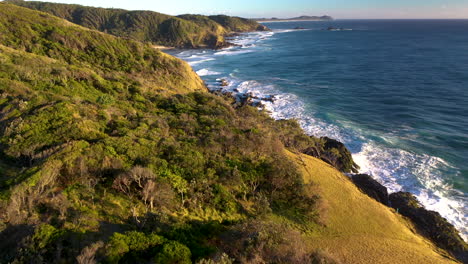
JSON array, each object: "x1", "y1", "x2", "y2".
[
  {"x1": 351, "y1": 174, "x2": 389, "y2": 205},
  {"x1": 260, "y1": 95, "x2": 276, "y2": 102},
  {"x1": 256, "y1": 24, "x2": 270, "y2": 31},
  {"x1": 315, "y1": 137, "x2": 359, "y2": 173},
  {"x1": 389, "y1": 192, "x2": 467, "y2": 262},
  {"x1": 218, "y1": 79, "x2": 229, "y2": 87},
  {"x1": 302, "y1": 136, "x2": 359, "y2": 173}
]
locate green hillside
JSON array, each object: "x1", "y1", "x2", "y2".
[
  {"x1": 0, "y1": 2, "x2": 463, "y2": 264},
  {"x1": 6, "y1": 0, "x2": 269, "y2": 48},
  {"x1": 208, "y1": 15, "x2": 269, "y2": 32},
  {"x1": 0, "y1": 3, "x2": 320, "y2": 263}
]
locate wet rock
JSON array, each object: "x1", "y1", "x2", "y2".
[
  {"x1": 351, "y1": 174, "x2": 389, "y2": 205},
  {"x1": 389, "y1": 192, "x2": 467, "y2": 263},
  {"x1": 256, "y1": 24, "x2": 270, "y2": 31},
  {"x1": 218, "y1": 79, "x2": 229, "y2": 87},
  {"x1": 294, "y1": 27, "x2": 306, "y2": 30},
  {"x1": 260, "y1": 95, "x2": 276, "y2": 102}
]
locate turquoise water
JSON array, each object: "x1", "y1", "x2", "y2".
[{"x1": 171, "y1": 20, "x2": 468, "y2": 240}]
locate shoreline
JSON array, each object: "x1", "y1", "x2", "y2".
[
  {"x1": 205, "y1": 83, "x2": 468, "y2": 262},
  {"x1": 153, "y1": 45, "x2": 175, "y2": 50},
  {"x1": 172, "y1": 30, "x2": 467, "y2": 247}
]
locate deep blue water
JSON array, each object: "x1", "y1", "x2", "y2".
[{"x1": 171, "y1": 20, "x2": 468, "y2": 240}]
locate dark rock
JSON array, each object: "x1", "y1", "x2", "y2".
[
  {"x1": 227, "y1": 32, "x2": 241, "y2": 37},
  {"x1": 218, "y1": 79, "x2": 229, "y2": 87},
  {"x1": 230, "y1": 93, "x2": 252, "y2": 108},
  {"x1": 256, "y1": 24, "x2": 270, "y2": 31},
  {"x1": 294, "y1": 27, "x2": 306, "y2": 30},
  {"x1": 317, "y1": 137, "x2": 359, "y2": 173},
  {"x1": 389, "y1": 192, "x2": 467, "y2": 263},
  {"x1": 260, "y1": 95, "x2": 276, "y2": 102},
  {"x1": 302, "y1": 144, "x2": 320, "y2": 158},
  {"x1": 302, "y1": 136, "x2": 359, "y2": 173},
  {"x1": 351, "y1": 174, "x2": 389, "y2": 205}
]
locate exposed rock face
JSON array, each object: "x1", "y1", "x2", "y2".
[
  {"x1": 351, "y1": 174, "x2": 389, "y2": 205},
  {"x1": 304, "y1": 137, "x2": 359, "y2": 173},
  {"x1": 256, "y1": 24, "x2": 270, "y2": 31},
  {"x1": 389, "y1": 192, "x2": 468, "y2": 263},
  {"x1": 218, "y1": 79, "x2": 229, "y2": 87}
]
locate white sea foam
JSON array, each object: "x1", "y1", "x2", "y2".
[
  {"x1": 354, "y1": 143, "x2": 468, "y2": 240},
  {"x1": 188, "y1": 58, "x2": 215, "y2": 66},
  {"x1": 174, "y1": 29, "x2": 468, "y2": 241},
  {"x1": 214, "y1": 49, "x2": 254, "y2": 56},
  {"x1": 273, "y1": 29, "x2": 312, "y2": 33},
  {"x1": 210, "y1": 74, "x2": 468, "y2": 241},
  {"x1": 196, "y1": 69, "x2": 221, "y2": 76}
]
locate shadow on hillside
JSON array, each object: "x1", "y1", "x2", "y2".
[
  {"x1": 0, "y1": 223, "x2": 35, "y2": 262},
  {"x1": 0, "y1": 220, "x2": 131, "y2": 263}
]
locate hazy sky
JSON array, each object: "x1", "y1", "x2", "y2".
[{"x1": 24, "y1": 0, "x2": 468, "y2": 19}]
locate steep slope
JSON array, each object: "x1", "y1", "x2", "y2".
[
  {"x1": 0, "y1": 3, "x2": 460, "y2": 264},
  {"x1": 7, "y1": 0, "x2": 269, "y2": 48},
  {"x1": 208, "y1": 15, "x2": 269, "y2": 32},
  {"x1": 0, "y1": 2, "x2": 206, "y2": 95},
  {"x1": 288, "y1": 151, "x2": 458, "y2": 264},
  {"x1": 0, "y1": 4, "x2": 317, "y2": 263}
]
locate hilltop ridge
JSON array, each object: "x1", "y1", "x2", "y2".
[
  {"x1": 5, "y1": 0, "x2": 269, "y2": 49},
  {"x1": 0, "y1": 2, "x2": 465, "y2": 264}
]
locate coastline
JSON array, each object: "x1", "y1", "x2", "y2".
[
  {"x1": 0, "y1": 2, "x2": 466, "y2": 261},
  {"x1": 153, "y1": 45, "x2": 175, "y2": 50},
  {"x1": 170, "y1": 28, "x2": 468, "y2": 253},
  {"x1": 203, "y1": 81, "x2": 468, "y2": 262}
]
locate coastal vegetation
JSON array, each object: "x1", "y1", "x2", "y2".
[
  {"x1": 5, "y1": 0, "x2": 269, "y2": 49},
  {"x1": 0, "y1": 2, "x2": 465, "y2": 264},
  {"x1": 0, "y1": 3, "x2": 318, "y2": 263}
]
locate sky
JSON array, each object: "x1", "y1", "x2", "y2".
[{"x1": 23, "y1": 0, "x2": 468, "y2": 19}]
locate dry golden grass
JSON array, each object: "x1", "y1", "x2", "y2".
[{"x1": 287, "y1": 151, "x2": 459, "y2": 264}]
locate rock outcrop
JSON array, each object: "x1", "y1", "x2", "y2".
[
  {"x1": 389, "y1": 192, "x2": 467, "y2": 263},
  {"x1": 304, "y1": 137, "x2": 360, "y2": 173},
  {"x1": 351, "y1": 174, "x2": 389, "y2": 205}
]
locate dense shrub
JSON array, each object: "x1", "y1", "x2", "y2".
[
  {"x1": 219, "y1": 219, "x2": 317, "y2": 264},
  {"x1": 0, "y1": 4, "x2": 321, "y2": 263},
  {"x1": 154, "y1": 241, "x2": 192, "y2": 264},
  {"x1": 105, "y1": 231, "x2": 165, "y2": 263},
  {"x1": 7, "y1": 0, "x2": 268, "y2": 49}
]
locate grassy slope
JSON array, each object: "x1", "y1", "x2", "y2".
[
  {"x1": 287, "y1": 151, "x2": 458, "y2": 264},
  {"x1": 7, "y1": 0, "x2": 267, "y2": 48},
  {"x1": 0, "y1": 3, "x2": 461, "y2": 264},
  {"x1": 0, "y1": 4, "x2": 317, "y2": 263},
  {"x1": 0, "y1": 3, "x2": 206, "y2": 95}
]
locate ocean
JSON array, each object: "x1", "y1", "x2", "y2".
[{"x1": 169, "y1": 19, "x2": 468, "y2": 240}]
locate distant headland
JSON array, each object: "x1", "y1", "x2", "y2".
[{"x1": 255, "y1": 15, "x2": 333, "y2": 22}]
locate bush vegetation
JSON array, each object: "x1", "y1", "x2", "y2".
[
  {"x1": 0, "y1": 3, "x2": 329, "y2": 263},
  {"x1": 6, "y1": 0, "x2": 269, "y2": 49}
]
